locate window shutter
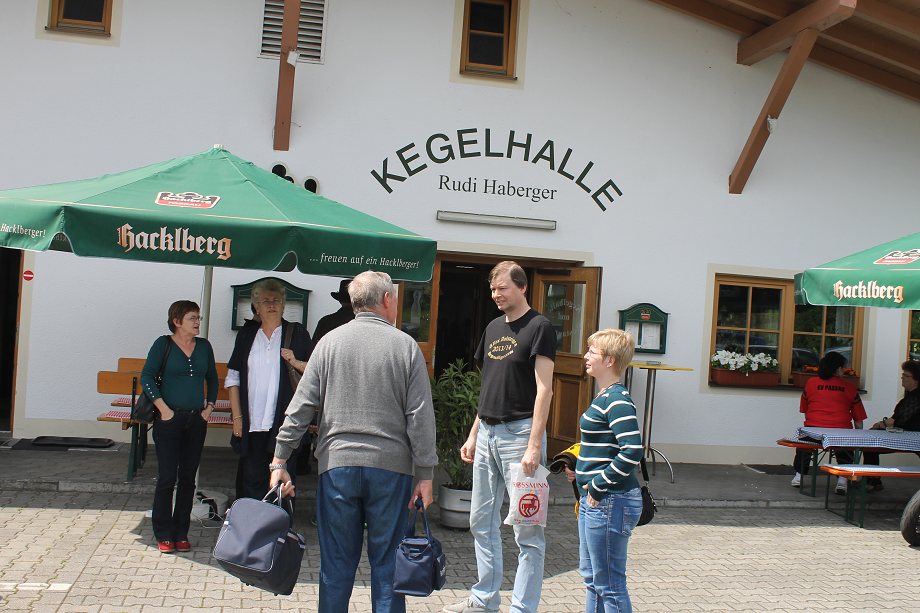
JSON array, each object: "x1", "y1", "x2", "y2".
[{"x1": 261, "y1": 0, "x2": 326, "y2": 63}]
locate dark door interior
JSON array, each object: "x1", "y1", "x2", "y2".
[{"x1": 0, "y1": 247, "x2": 21, "y2": 432}]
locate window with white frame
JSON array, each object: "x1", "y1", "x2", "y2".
[{"x1": 260, "y1": 0, "x2": 327, "y2": 63}]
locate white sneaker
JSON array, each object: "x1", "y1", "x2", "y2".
[
  {"x1": 836, "y1": 479, "x2": 847, "y2": 495},
  {"x1": 791, "y1": 473, "x2": 801, "y2": 487},
  {"x1": 442, "y1": 597, "x2": 499, "y2": 613}
]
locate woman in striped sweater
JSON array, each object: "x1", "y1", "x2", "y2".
[{"x1": 565, "y1": 329, "x2": 644, "y2": 613}]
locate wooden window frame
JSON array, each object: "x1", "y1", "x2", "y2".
[
  {"x1": 460, "y1": 0, "x2": 518, "y2": 79},
  {"x1": 47, "y1": 0, "x2": 113, "y2": 36},
  {"x1": 710, "y1": 274, "x2": 865, "y2": 387}
]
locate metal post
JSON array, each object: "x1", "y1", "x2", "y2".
[{"x1": 200, "y1": 265, "x2": 213, "y2": 338}]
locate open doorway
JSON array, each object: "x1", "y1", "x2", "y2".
[
  {"x1": 400, "y1": 253, "x2": 601, "y2": 457},
  {"x1": 0, "y1": 247, "x2": 22, "y2": 433}
]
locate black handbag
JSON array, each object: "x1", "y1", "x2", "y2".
[
  {"x1": 637, "y1": 457, "x2": 657, "y2": 526},
  {"x1": 132, "y1": 336, "x2": 172, "y2": 424},
  {"x1": 393, "y1": 498, "x2": 446, "y2": 597},
  {"x1": 212, "y1": 485, "x2": 306, "y2": 596}
]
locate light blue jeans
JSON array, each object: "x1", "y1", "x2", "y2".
[
  {"x1": 470, "y1": 418, "x2": 546, "y2": 613},
  {"x1": 578, "y1": 489, "x2": 643, "y2": 613}
]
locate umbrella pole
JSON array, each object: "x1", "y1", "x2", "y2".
[{"x1": 200, "y1": 265, "x2": 213, "y2": 339}]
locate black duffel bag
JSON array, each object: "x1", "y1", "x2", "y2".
[
  {"x1": 393, "y1": 498, "x2": 447, "y2": 597},
  {"x1": 212, "y1": 485, "x2": 305, "y2": 595}
]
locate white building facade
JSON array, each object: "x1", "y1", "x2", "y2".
[{"x1": 2, "y1": 0, "x2": 919, "y2": 464}]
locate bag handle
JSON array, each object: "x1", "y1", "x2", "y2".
[
  {"x1": 282, "y1": 322, "x2": 302, "y2": 392},
  {"x1": 405, "y1": 498, "x2": 433, "y2": 541},
  {"x1": 640, "y1": 457, "x2": 650, "y2": 483},
  {"x1": 134, "y1": 335, "x2": 172, "y2": 410},
  {"x1": 262, "y1": 483, "x2": 295, "y2": 519}
]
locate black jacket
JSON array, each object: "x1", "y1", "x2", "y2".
[{"x1": 228, "y1": 319, "x2": 313, "y2": 456}]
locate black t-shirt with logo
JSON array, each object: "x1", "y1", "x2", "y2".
[{"x1": 474, "y1": 309, "x2": 557, "y2": 422}]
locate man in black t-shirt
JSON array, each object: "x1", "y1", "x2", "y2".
[{"x1": 444, "y1": 262, "x2": 556, "y2": 613}]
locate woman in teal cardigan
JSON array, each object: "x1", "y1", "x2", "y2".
[{"x1": 140, "y1": 300, "x2": 218, "y2": 554}]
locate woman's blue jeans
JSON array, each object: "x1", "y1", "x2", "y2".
[
  {"x1": 578, "y1": 489, "x2": 643, "y2": 613},
  {"x1": 151, "y1": 409, "x2": 208, "y2": 542}
]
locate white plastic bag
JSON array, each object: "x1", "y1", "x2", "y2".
[{"x1": 503, "y1": 462, "x2": 550, "y2": 527}]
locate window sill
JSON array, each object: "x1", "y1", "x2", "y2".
[
  {"x1": 45, "y1": 26, "x2": 111, "y2": 37},
  {"x1": 459, "y1": 70, "x2": 517, "y2": 80},
  {"x1": 707, "y1": 381, "x2": 868, "y2": 394}
]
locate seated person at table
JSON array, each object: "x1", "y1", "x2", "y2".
[
  {"x1": 863, "y1": 360, "x2": 920, "y2": 492},
  {"x1": 792, "y1": 352, "x2": 865, "y2": 495}
]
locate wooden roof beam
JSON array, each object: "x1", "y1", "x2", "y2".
[
  {"x1": 737, "y1": 0, "x2": 856, "y2": 65},
  {"x1": 272, "y1": 0, "x2": 299, "y2": 151},
  {"x1": 824, "y1": 23, "x2": 920, "y2": 77},
  {"x1": 729, "y1": 29, "x2": 819, "y2": 194},
  {"x1": 809, "y1": 44, "x2": 920, "y2": 104},
  {"x1": 644, "y1": 0, "x2": 761, "y2": 36},
  {"x1": 855, "y1": 0, "x2": 920, "y2": 42}
]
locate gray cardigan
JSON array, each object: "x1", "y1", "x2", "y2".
[{"x1": 274, "y1": 311, "x2": 438, "y2": 480}]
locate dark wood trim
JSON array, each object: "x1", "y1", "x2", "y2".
[
  {"x1": 729, "y1": 29, "x2": 818, "y2": 194},
  {"x1": 460, "y1": 0, "x2": 519, "y2": 78},
  {"x1": 808, "y1": 44, "x2": 920, "y2": 105},
  {"x1": 49, "y1": 0, "x2": 113, "y2": 35},
  {"x1": 272, "y1": 0, "x2": 299, "y2": 152},
  {"x1": 855, "y1": 0, "x2": 920, "y2": 43},
  {"x1": 736, "y1": 0, "x2": 854, "y2": 66}
]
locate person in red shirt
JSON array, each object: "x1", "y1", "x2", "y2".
[{"x1": 792, "y1": 351, "x2": 866, "y2": 494}]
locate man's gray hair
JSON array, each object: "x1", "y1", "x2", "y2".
[
  {"x1": 349, "y1": 271, "x2": 394, "y2": 313},
  {"x1": 251, "y1": 278, "x2": 287, "y2": 305}
]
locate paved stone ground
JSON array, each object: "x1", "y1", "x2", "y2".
[{"x1": 2, "y1": 490, "x2": 919, "y2": 612}]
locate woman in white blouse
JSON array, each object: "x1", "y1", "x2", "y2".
[{"x1": 226, "y1": 279, "x2": 313, "y2": 502}]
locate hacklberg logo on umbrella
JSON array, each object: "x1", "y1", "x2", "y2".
[
  {"x1": 833, "y1": 280, "x2": 904, "y2": 304},
  {"x1": 117, "y1": 224, "x2": 231, "y2": 260},
  {"x1": 155, "y1": 191, "x2": 221, "y2": 208}
]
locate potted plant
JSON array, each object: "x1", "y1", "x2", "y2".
[
  {"x1": 431, "y1": 359, "x2": 480, "y2": 529},
  {"x1": 792, "y1": 364, "x2": 860, "y2": 388},
  {"x1": 710, "y1": 350, "x2": 780, "y2": 387}
]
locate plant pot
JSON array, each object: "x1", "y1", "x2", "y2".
[
  {"x1": 792, "y1": 371, "x2": 860, "y2": 388},
  {"x1": 437, "y1": 484, "x2": 472, "y2": 530},
  {"x1": 710, "y1": 367, "x2": 780, "y2": 387},
  {"x1": 792, "y1": 371, "x2": 817, "y2": 388}
]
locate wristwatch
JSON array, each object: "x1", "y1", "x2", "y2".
[{"x1": 269, "y1": 463, "x2": 287, "y2": 472}]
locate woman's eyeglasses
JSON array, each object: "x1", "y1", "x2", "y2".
[
  {"x1": 256, "y1": 299, "x2": 283, "y2": 307},
  {"x1": 185, "y1": 316, "x2": 202, "y2": 322}
]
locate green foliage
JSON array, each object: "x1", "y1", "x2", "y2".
[{"x1": 431, "y1": 359, "x2": 481, "y2": 490}]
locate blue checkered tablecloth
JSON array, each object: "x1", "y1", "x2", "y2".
[{"x1": 795, "y1": 427, "x2": 920, "y2": 452}]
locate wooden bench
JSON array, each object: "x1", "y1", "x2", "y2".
[
  {"x1": 96, "y1": 358, "x2": 232, "y2": 482},
  {"x1": 776, "y1": 438, "x2": 855, "y2": 498},
  {"x1": 820, "y1": 464, "x2": 920, "y2": 528}
]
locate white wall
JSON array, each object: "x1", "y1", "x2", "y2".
[{"x1": 3, "y1": 0, "x2": 918, "y2": 459}]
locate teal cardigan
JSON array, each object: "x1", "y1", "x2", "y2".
[{"x1": 140, "y1": 336, "x2": 218, "y2": 411}]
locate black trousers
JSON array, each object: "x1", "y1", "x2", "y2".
[
  {"x1": 794, "y1": 448, "x2": 853, "y2": 475},
  {"x1": 151, "y1": 409, "x2": 208, "y2": 542},
  {"x1": 241, "y1": 431, "x2": 299, "y2": 509}
]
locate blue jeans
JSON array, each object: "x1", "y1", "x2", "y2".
[
  {"x1": 151, "y1": 409, "x2": 208, "y2": 542},
  {"x1": 578, "y1": 489, "x2": 643, "y2": 613},
  {"x1": 316, "y1": 467, "x2": 413, "y2": 613},
  {"x1": 470, "y1": 418, "x2": 546, "y2": 613}
]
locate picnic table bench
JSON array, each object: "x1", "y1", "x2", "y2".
[
  {"x1": 821, "y1": 464, "x2": 920, "y2": 528},
  {"x1": 96, "y1": 357, "x2": 232, "y2": 482},
  {"x1": 775, "y1": 438, "x2": 857, "y2": 498}
]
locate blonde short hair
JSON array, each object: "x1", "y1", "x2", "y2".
[
  {"x1": 587, "y1": 329, "x2": 635, "y2": 376},
  {"x1": 252, "y1": 278, "x2": 287, "y2": 305}
]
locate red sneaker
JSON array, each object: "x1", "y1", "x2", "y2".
[
  {"x1": 175, "y1": 541, "x2": 191, "y2": 552},
  {"x1": 158, "y1": 541, "x2": 175, "y2": 553}
]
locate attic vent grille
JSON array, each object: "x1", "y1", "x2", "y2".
[{"x1": 260, "y1": 0, "x2": 326, "y2": 63}]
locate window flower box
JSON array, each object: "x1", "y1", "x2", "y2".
[
  {"x1": 710, "y1": 368, "x2": 780, "y2": 387},
  {"x1": 791, "y1": 371, "x2": 860, "y2": 388}
]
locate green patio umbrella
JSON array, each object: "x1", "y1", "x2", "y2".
[
  {"x1": 0, "y1": 147, "x2": 436, "y2": 282},
  {"x1": 794, "y1": 231, "x2": 920, "y2": 309}
]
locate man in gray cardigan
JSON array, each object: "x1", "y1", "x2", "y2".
[{"x1": 270, "y1": 270, "x2": 437, "y2": 613}]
